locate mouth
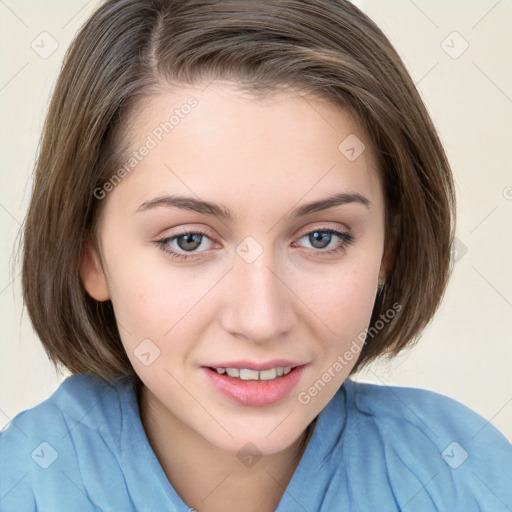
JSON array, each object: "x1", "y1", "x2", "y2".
[{"x1": 201, "y1": 361, "x2": 307, "y2": 407}]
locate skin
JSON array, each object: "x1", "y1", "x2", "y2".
[{"x1": 81, "y1": 80, "x2": 388, "y2": 512}]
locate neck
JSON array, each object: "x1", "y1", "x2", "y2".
[{"x1": 138, "y1": 383, "x2": 315, "y2": 512}]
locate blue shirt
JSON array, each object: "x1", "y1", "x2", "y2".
[{"x1": 1, "y1": 374, "x2": 511, "y2": 511}]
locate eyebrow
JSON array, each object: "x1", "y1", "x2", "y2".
[{"x1": 135, "y1": 191, "x2": 370, "y2": 220}]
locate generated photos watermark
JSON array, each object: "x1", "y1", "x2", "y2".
[
  {"x1": 93, "y1": 96, "x2": 198, "y2": 200},
  {"x1": 297, "y1": 302, "x2": 402, "y2": 405}
]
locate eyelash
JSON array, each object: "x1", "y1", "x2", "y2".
[{"x1": 154, "y1": 227, "x2": 354, "y2": 261}]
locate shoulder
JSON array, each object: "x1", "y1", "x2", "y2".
[
  {"x1": 342, "y1": 379, "x2": 512, "y2": 510},
  {"x1": 1, "y1": 373, "x2": 126, "y2": 442},
  {"x1": 345, "y1": 379, "x2": 512, "y2": 450},
  {"x1": 345, "y1": 378, "x2": 506, "y2": 437},
  {"x1": 0, "y1": 373, "x2": 132, "y2": 511}
]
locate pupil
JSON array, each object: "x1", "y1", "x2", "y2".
[
  {"x1": 310, "y1": 231, "x2": 331, "y2": 249},
  {"x1": 178, "y1": 233, "x2": 202, "y2": 251}
]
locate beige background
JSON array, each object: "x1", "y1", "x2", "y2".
[{"x1": 1, "y1": 0, "x2": 511, "y2": 440}]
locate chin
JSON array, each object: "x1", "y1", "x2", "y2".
[{"x1": 197, "y1": 416, "x2": 310, "y2": 457}]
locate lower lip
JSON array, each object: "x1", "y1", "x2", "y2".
[{"x1": 201, "y1": 366, "x2": 306, "y2": 407}]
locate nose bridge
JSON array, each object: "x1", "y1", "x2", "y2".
[{"x1": 220, "y1": 244, "x2": 294, "y2": 343}]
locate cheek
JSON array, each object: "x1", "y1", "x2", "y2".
[
  {"x1": 104, "y1": 247, "x2": 220, "y2": 359},
  {"x1": 109, "y1": 271, "x2": 193, "y2": 342},
  {"x1": 299, "y1": 256, "x2": 381, "y2": 346}
]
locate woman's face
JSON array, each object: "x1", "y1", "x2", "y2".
[{"x1": 83, "y1": 80, "x2": 387, "y2": 455}]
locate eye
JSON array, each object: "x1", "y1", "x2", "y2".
[
  {"x1": 154, "y1": 230, "x2": 215, "y2": 261},
  {"x1": 294, "y1": 227, "x2": 354, "y2": 255}
]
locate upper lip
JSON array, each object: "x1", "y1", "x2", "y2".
[{"x1": 203, "y1": 360, "x2": 306, "y2": 371}]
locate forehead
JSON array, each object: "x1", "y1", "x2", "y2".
[{"x1": 106, "y1": 81, "x2": 384, "y2": 218}]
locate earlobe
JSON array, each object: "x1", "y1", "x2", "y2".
[{"x1": 79, "y1": 243, "x2": 110, "y2": 302}]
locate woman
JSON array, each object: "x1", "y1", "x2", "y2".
[{"x1": 1, "y1": 0, "x2": 511, "y2": 510}]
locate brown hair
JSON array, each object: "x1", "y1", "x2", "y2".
[{"x1": 21, "y1": 0, "x2": 455, "y2": 382}]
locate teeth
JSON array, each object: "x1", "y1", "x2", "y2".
[
  {"x1": 218, "y1": 366, "x2": 293, "y2": 381},
  {"x1": 226, "y1": 368, "x2": 240, "y2": 378},
  {"x1": 259, "y1": 368, "x2": 277, "y2": 380},
  {"x1": 239, "y1": 369, "x2": 259, "y2": 380}
]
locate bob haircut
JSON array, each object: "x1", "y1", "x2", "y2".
[{"x1": 21, "y1": 0, "x2": 455, "y2": 382}]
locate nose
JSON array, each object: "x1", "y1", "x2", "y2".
[{"x1": 218, "y1": 249, "x2": 296, "y2": 344}]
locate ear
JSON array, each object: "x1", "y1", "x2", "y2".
[{"x1": 80, "y1": 242, "x2": 110, "y2": 302}]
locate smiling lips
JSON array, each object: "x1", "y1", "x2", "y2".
[{"x1": 201, "y1": 360, "x2": 307, "y2": 407}]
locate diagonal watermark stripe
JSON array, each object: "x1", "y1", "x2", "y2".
[
  {"x1": 368, "y1": 369, "x2": 439, "y2": 439},
  {"x1": 471, "y1": 0, "x2": 503, "y2": 30},
  {"x1": 470, "y1": 205, "x2": 499, "y2": 233},
  {"x1": 415, "y1": 62, "x2": 439, "y2": 87},
  {"x1": 265, "y1": 409, "x2": 295, "y2": 438},
  {"x1": 265, "y1": 470, "x2": 310, "y2": 512},
  {"x1": 0, "y1": 0, "x2": 29, "y2": 28},
  {"x1": 0, "y1": 203, "x2": 21, "y2": 226},
  {"x1": 0, "y1": 271, "x2": 20, "y2": 297},
  {"x1": 0, "y1": 472, "x2": 28, "y2": 503},
  {"x1": 61, "y1": 387, "x2": 115, "y2": 439},
  {"x1": 200, "y1": 470, "x2": 233, "y2": 503},
  {"x1": 471, "y1": 396, "x2": 512, "y2": 440},
  {"x1": 406, "y1": 0, "x2": 439, "y2": 28},
  {"x1": 164, "y1": 267, "x2": 233, "y2": 337},
  {"x1": 163, "y1": 367, "x2": 233, "y2": 438},
  {"x1": 266, "y1": 164, "x2": 337, "y2": 234},
  {"x1": 265, "y1": 266, "x2": 337, "y2": 336},
  {"x1": 0, "y1": 408, "x2": 29, "y2": 438},
  {"x1": 0, "y1": 63, "x2": 29, "y2": 93},
  {"x1": 471, "y1": 266, "x2": 512, "y2": 309},
  {"x1": 472, "y1": 62, "x2": 512, "y2": 105},
  {"x1": 472, "y1": 471, "x2": 512, "y2": 511},
  {"x1": 400, "y1": 472, "x2": 440, "y2": 510},
  {"x1": 61, "y1": 0, "x2": 94, "y2": 29}
]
